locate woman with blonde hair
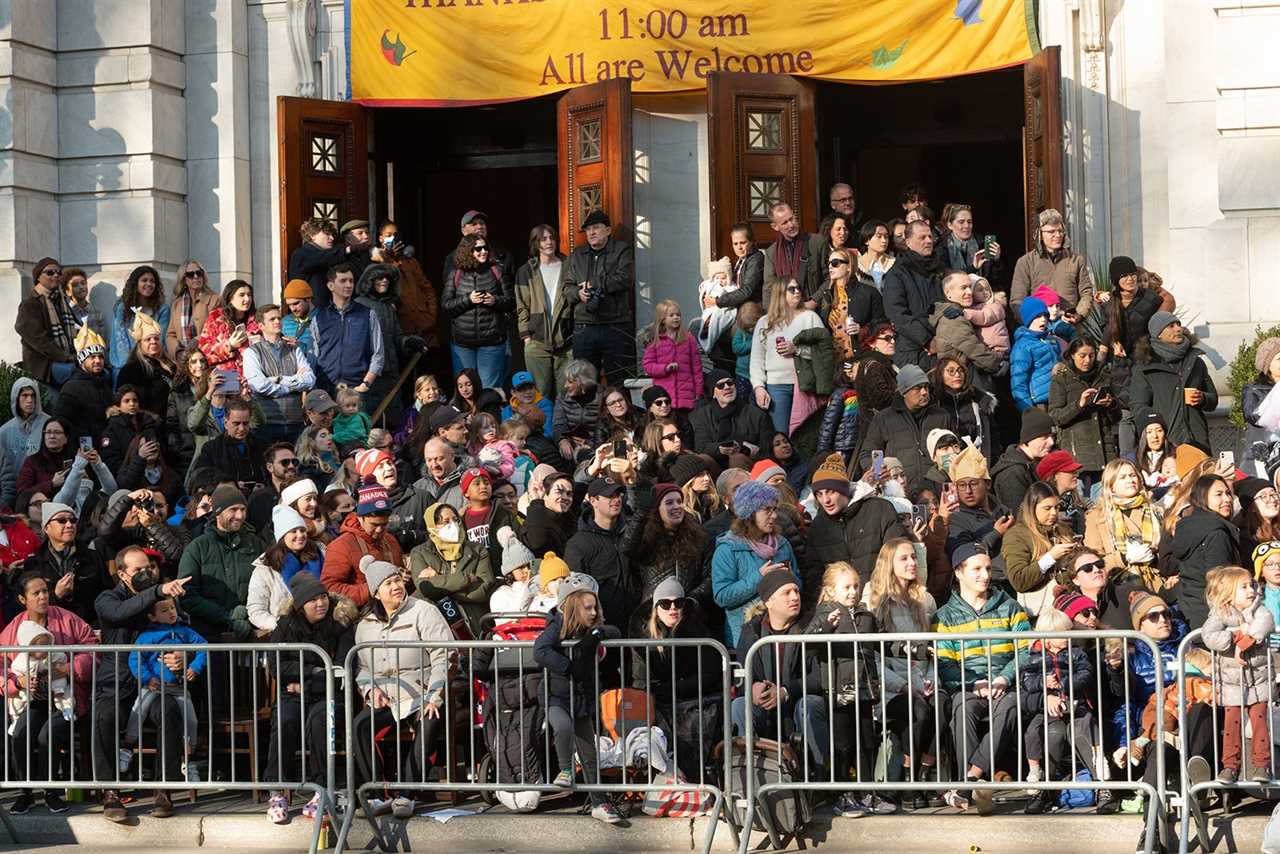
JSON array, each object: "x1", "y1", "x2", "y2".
[
  {"x1": 294, "y1": 424, "x2": 339, "y2": 492},
  {"x1": 166, "y1": 259, "x2": 218, "y2": 360},
  {"x1": 750, "y1": 277, "x2": 824, "y2": 434},
  {"x1": 643, "y1": 299, "x2": 702, "y2": 414},
  {"x1": 1083, "y1": 458, "x2": 1165, "y2": 590},
  {"x1": 867, "y1": 537, "x2": 942, "y2": 805},
  {"x1": 815, "y1": 246, "x2": 887, "y2": 363}
]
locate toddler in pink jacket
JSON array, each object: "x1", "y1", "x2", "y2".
[
  {"x1": 642, "y1": 299, "x2": 704, "y2": 412},
  {"x1": 963, "y1": 276, "x2": 1011, "y2": 353}
]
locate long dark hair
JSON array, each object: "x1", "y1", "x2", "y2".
[
  {"x1": 1189, "y1": 474, "x2": 1231, "y2": 514},
  {"x1": 451, "y1": 368, "x2": 483, "y2": 414},
  {"x1": 121, "y1": 265, "x2": 163, "y2": 323},
  {"x1": 263, "y1": 537, "x2": 320, "y2": 572},
  {"x1": 220, "y1": 279, "x2": 255, "y2": 324}
]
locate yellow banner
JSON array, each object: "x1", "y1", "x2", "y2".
[{"x1": 349, "y1": 0, "x2": 1039, "y2": 105}]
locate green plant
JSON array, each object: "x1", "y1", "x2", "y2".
[
  {"x1": 1227, "y1": 324, "x2": 1280, "y2": 429},
  {"x1": 1090, "y1": 257, "x2": 1113, "y2": 294}
]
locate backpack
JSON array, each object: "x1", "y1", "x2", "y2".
[
  {"x1": 1056, "y1": 768, "x2": 1096, "y2": 808},
  {"x1": 599, "y1": 688, "x2": 655, "y2": 742},
  {"x1": 719, "y1": 737, "x2": 812, "y2": 845}
]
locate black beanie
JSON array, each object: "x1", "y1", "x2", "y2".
[
  {"x1": 1109, "y1": 256, "x2": 1138, "y2": 285},
  {"x1": 1019, "y1": 409, "x2": 1054, "y2": 444},
  {"x1": 642, "y1": 385, "x2": 671, "y2": 407},
  {"x1": 756, "y1": 568, "x2": 798, "y2": 604}
]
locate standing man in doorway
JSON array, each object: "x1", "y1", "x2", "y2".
[
  {"x1": 338, "y1": 220, "x2": 379, "y2": 284},
  {"x1": 762, "y1": 203, "x2": 820, "y2": 306},
  {"x1": 828, "y1": 183, "x2": 856, "y2": 225},
  {"x1": 443, "y1": 210, "x2": 516, "y2": 287},
  {"x1": 287, "y1": 219, "x2": 346, "y2": 311},
  {"x1": 562, "y1": 210, "x2": 635, "y2": 387},
  {"x1": 882, "y1": 220, "x2": 945, "y2": 368}
]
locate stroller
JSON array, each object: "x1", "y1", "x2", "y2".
[{"x1": 476, "y1": 612, "x2": 551, "y2": 811}]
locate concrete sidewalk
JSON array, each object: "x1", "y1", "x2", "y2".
[{"x1": 0, "y1": 803, "x2": 1269, "y2": 853}]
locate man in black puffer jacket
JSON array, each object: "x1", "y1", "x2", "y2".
[
  {"x1": 52, "y1": 328, "x2": 114, "y2": 446},
  {"x1": 564, "y1": 477, "x2": 636, "y2": 629},
  {"x1": 689, "y1": 370, "x2": 774, "y2": 467},
  {"x1": 855, "y1": 366, "x2": 949, "y2": 494},
  {"x1": 561, "y1": 210, "x2": 635, "y2": 386},
  {"x1": 881, "y1": 221, "x2": 944, "y2": 368},
  {"x1": 806, "y1": 454, "x2": 906, "y2": 584}
]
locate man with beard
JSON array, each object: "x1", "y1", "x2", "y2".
[
  {"x1": 856, "y1": 365, "x2": 950, "y2": 493},
  {"x1": 51, "y1": 325, "x2": 114, "y2": 445},
  {"x1": 762, "y1": 203, "x2": 820, "y2": 306},
  {"x1": 92, "y1": 546, "x2": 191, "y2": 821},
  {"x1": 416, "y1": 437, "x2": 465, "y2": 511},
  {"x1": 337, "y1": 219, "x2": 379, "y2": 284},
  {"x1": 95, "y1": 489, "x2": 190, "y2": 579},
  {"x1": 1010, "y1": 208, "x2": 1094, "y2": 319},
  {"x1": 1130, "y1": 313, "x2": 1217, "y2": 453},
  {"x1": 882, "y1": 220, "x2": 945, "y2": 368},
  {"x1": 807, "y1": 454, "x2": 906, "y2": 587},
  {"x1": 689, "y1": 369, "x2": 774, "y2": 468},
  {"x1": 356, "y1": 447, "x2": 429, "y2": 552},
  {"x1": 562, "y1": 210, "x2": 636, "y2": 386},
  {"x1": 176, "y1": 485, "x2": 261, "y2": 641}
]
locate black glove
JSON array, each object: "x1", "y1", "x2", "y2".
[{"x1": 403, "y1": 335, "x2": 427, "y2": 355}]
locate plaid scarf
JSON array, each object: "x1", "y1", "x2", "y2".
[
  {"x1": 42, "y1": 288, "x2": 77, "y2": 356},
  {"x1": 1108, "y1": 493, "x2": 1161, "y2": 586},
  {"x1": 178, "y1": 292, "x2": 196, "y2": 349}
]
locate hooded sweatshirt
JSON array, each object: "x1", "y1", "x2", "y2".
[{"x1": 0, "y1": 378, "x2": 49, "y2": 509}]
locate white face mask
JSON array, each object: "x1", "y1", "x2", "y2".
[{"x1": 436, "y1": 521, "x2": 462, "y2": 543}]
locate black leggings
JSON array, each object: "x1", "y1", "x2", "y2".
[
  {"x1": 352, "y1": 707, "x2": 443, "y2": 788},
  {"x1": 264, "y1": 693, "x2": 339, "y2": 785}
]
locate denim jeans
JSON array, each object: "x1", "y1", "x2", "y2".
[
  {"x1": 572, "y1": 323, "x2": 633, "y2": 388},
  {"x1": 765, "y1": 383, "x2": 794, "y2": 435},
  {"x1": 730, "y1": 693, "x2": 829, "y2": 771},
  {"x1": 450, "y1": 342, "x2": 507, "y2": 389}
]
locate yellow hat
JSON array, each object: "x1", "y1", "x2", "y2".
[
  {"x1": 74, "y1": 324, "x2": 106, "y2": 362},
  {"x1": 130, "y1": 309, "x2": 161, "y2": 343},
  {"x1": 539, "y1": 551, "x2": 570, "y2": 589},
  {"x1": 283, "y1": 278, "x2": 313, "y2": 300},
  {"x1": 948, "y1": 440, "x2": 989, "y2": 481}
]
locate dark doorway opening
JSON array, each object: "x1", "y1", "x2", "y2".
[
  {"x1": 371, "y1": 95, "x2": 559, "y2": 380},
  {"x1": 816, "y1": 67, "x2": 1026, "y2": 292}
]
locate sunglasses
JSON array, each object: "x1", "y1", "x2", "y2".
[
  {"x1": 1077, "y1": 608, "x2": 1099, "y2": 619},
  {"x1": 714, "y1": 379, "x2": 735, "y2": 390},
  {"x1": 1076, "y1": 560, "x2": 1107, "y2": 574},
  {"x1": 184, "y1": 270, "x2": 205, "y2": 278},
  {"x1": 279, "y1": 459, "x2": 300, "y2": 468},
  {"x1": 828, "y1": 258, "x2": 849, "y2": 267},
  {"x1": 42, "y1": 269, "x2": 62, "y2": 277},
  {"x1": 878, "y1": 335, "x2": 897, "y2": 343},
  {"x1": 656, "y1": 599, "x2": 685, "y2": 610},
  {"x1": 662, "y1": 432, "x2": 679, "y2": 441},
  {"x1": 785, "y1": 285, "x2": 803, "y2": 294},
  {"x1": 48, "y1": 516, "x2": 77, "y2": 526},
  {"x1": 473, "y1": 245, "x2": 489, "y2": 252},
  {"x1": 1142, "y1": 609, "x2": 1171, "y2": 623},
  {"x1": 651, "y1": 398, "x2": 671, "y2": 407}
]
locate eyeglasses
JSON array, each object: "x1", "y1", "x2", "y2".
[
  {"x1": 943, "y1": 366, "x2": 966, "y2": 376},
  {"x1": 662, "y1": 432, "x2": 679, "y2": 441},
  {"x1": 279, "y1": 458, "x2": 299, "y2": 468},
  {"x1": 954, "y1": 479, "x2": 983, "y2": 491},
  {"x1": 828, "y1": 258, "x2": 849, "y2": 267},
  {"x1": 831, "y1": 196, "x2": 853, "y2": 205},
  {"x1": 607, "y1": 398, "x2": 627, "y2": 407},
  {"x1": 1142, "y1": 609, "x2": 1171, "y2": 623},
  {"x1": 1078, "y1": 608, "x2": 1099, "y2": 619},
  {"x1": 184, "y1": 270, "x2": 205, "y2": 278},
  {"x1": 656, "y1": 599, "x2": 685, "y2": 611},
  {"x1": 1040, "y1": 227, "x2": 1065, "y2": 235},
  {"x1": 714, "y1": 379, "x2": 735, "y2": 390}
]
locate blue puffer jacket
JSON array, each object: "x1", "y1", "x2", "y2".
[
  {"x1": 1010, "y1": 322, "x2": 1073, "y2": 411},
  {"x1": 711, "y1": 532, "x2": 800, "y2": 647},
  {"x1": 1110, "y1": 618, "x2": 1200, "y2": 747}
]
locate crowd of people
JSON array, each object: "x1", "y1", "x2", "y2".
[{"x1": 5, "y1": 189, "x2": 1279, "y2": 849}]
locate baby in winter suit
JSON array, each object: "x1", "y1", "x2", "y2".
[
  {"x1": 963, "y1": 276, "x2": 1010, "y2": 352},
  {"x1": 7, "y1": 623, "x2": 73, "y2": 734},
  {"x1": 697, "y1": 257, "x2": 738, "y2": 353}
]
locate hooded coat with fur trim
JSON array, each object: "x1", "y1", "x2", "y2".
[{"x1": 268, "y1": 592, "x2": 357, "y2": 703}]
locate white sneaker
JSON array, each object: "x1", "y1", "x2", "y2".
[
  {"x1": 390, "y1": 797, "x2": 415, "y2": 820},
  {"x1": 183, "y1": 761, "x2": 202, "y2": 783},
  {"x1": 1025, "y1": 765, "x2": 1043, "y2": 795},
  {"x1": 118, "y1": 749, "x2": 133, "y2": 772}
]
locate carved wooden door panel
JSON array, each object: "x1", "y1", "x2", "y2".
[
  {"x1": 557, "y1": 80, "x2": 634, "y2": 253},
  {"x1": 1022, "y1": 47, "x2": 1064, "y2": 250}
]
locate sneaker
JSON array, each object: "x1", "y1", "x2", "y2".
[
  {"x1": 302, "y1": 792, "x2": 322, "y2": 820},
  {"x1": 267, "y1": 794, "x2": 289, "y2": 825},
  {"x1": 152, "y1": 791, "x2": 173, "y2": 819},
  {"x1": 183, "y1": 761, "x2": 202, "y2": 783},
  {"x1": 862, "y1": 794, "x2": 897, "y2": 815},
  {"x1": 552, "y1": 769, "x2": 574, "y2": 788},
  {"x1": 45, "y1": 792, "x2": 68, "y2": 814},
  {"x1": 10, "y1": 792, "x2": 35, "y2": 815},
  {"x1": 1119, "y1": 795, "x2": 1145, "y2": 814},
  {"x1": 102, "y1": 792, "x2": 127, "y2": 823},
  {"x1": 832, "y1": 793, "x2": 869, "y2": 818},
  {"x1": 591, "y1": 801, "x2": 623, "y2": 824},
  {"x1": 1025, "y1": 765, "x2": 1043, "y2": 785},
  {"x1": 1217, "y1": 766, "x2": 1238, "y2": 785},
  {"x1": 1250, "y1": 768, "x2": 1273, "y2": 785},
  {"x1": 364, "y1": 797, "x2": 392, "y2": 817},
  {"x1": 1096, "y1": 788, "x2": 1119, "y2": 815},
  {"x1": 118, "y1": 749, "x2": 133, "y2": 773},
  {"x1": 390, "y1": 797, "x2": 414, "y2": 820},
  {"x1": 942, "y1": 789, "x2": 969, "y2": 811}
]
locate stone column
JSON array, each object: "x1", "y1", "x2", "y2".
[{"x1": 0, "y1": 1, "x2": 60, "y2": 363}]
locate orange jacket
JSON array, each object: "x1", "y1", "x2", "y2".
[
  {"x1": 320, "y1": 513, "x2": 404, "y2": 608},
  {"x1": 392, "y1": 256, "x2": 439, "y2": 345}
]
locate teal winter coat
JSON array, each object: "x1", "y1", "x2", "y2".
[{"x1": 711, "y1": 532, "x2": 800, "y2": 646}]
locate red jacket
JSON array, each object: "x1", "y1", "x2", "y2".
[
  {"x1": 1, "y1": 606, "x2": 97, "y2": 716},
  {"x1": 642, "y1": 332, "x2": 703, "y2": 410},
  {"x1": 320, "y1": 513, "x2": 404, "y2": 608},
  {"x1": 198, "y1": 306, "x2": 262, "y2": 379},
  {"x1": 0, "y1": 518, "x2": 40, "y2": 569}
]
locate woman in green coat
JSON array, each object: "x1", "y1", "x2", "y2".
[
  {"x1": 409, "y1": 502, "x2": 496, "y2": 636},
  {"x1": 1046, "y1": 338, "x2": 1119, "y2": 482}
]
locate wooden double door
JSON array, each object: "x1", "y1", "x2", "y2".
[{"x1": 278, "y1": 47, "x2": 1062, "y2": 281}]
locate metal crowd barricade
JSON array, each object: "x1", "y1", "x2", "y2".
[
  {"x1": 0, "y1": 642, "x2": 338, "y2": 854},
  {"x1": 735, "y1": 630, "x2": 1169, "y2": 854},
  {"x1": 334, "y1": 636, "x2": 735, "y2": 854},
  {"x1": 1175, "y1": 628, "x2": 1278, "y2": 854}
]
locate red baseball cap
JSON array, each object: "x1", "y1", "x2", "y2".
[{"x1": 1036, "y1": 450, "x2": 1083, "y2": 481}]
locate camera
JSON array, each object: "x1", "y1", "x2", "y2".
[{"x1": 136, "y1": 494, "x2": 156, "y2": 514}]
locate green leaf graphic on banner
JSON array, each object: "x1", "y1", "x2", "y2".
[
  {"x1": 871, "y1": 41, "x2": 907, "y2": 70},
  {"x1": 381, "y1": 30, "x2": 417, "y2": 66}
]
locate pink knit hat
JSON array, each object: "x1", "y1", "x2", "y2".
[{"x1": 1030, "y1": 285, "x2": 1061, "y2": 306}]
